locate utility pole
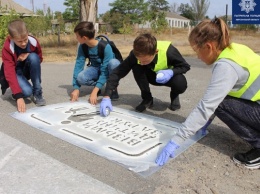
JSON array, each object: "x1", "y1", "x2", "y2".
[
  {"x1": 225, "y1": 4, "x2": 228, "y2": 24},
  {"x1": 43, "y1": 0, "x2": 47, "y2": 16},
  {"x1": 30, "y1": 0, "x2": 34, "y2": 13}
]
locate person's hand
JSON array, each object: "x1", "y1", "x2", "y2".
[
  {"x1": 17, "y1": 53, "x2": 30, "y2": 62},
  {"x1": 155, "y1": 140, "x2": 179, "y2": 166},
  {"x1": 89, "y1": 87, "x2": 100, "y2": 105},
  {"x1": 17, "y1": 98, "x2": 26, "y2": 113},
  {"x1": 156, "y1": 69, "x2": 174, "y2": 84},
  {"x1": 89, "y1": 92, "x2": 98, "y2": 105},
  {"x1": 100, "y1": 97, "x2": 113, "y2": 117},
  {"x1": 70, "y1": 89, "x2": 79, "y2": 102},
  {"x1": 201, "y1": 115, "x2": 215, "y2": 136},
  {"x1": 201, "y1": 120, "x2": 211, "y2": 136}
]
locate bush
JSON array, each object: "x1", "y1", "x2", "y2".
[{"x1": 0, "y1": 11, "x2": 19, "y2": 47}]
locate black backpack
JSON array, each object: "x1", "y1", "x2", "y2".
[{"x1": 82, "y1": 35, "x2": 123, "y2": 65}]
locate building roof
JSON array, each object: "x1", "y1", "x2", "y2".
[
  {"x1": 0, "y1": 0, "x2": 35, "y2": 16},
  {"x1": 165, "y1": 12, "x2": 190, "y2": 21}
]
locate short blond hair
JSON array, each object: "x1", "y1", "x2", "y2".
[{"x1": 8, "y1": 19, "x2": 28, "y2": 38}]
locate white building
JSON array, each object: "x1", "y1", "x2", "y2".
[
  {"x1": 165, "y1": 12, "x2": 190, "y2": 28},
  {"x1": 138, "y1": 12, "x2": 190, "y2": 29}
]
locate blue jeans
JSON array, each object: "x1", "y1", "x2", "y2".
[
  {"x1": 77, "y1": 59, "x2": 120, "y2": 86},
  {"x1": 16, "y1": 53, "x2": 42, "y2": 97},
  {"x1": 215, "y1": 96, "x2": 260, "y2": 148}
]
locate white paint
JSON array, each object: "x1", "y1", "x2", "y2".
[{"x1": 0, "y1": 146, "x2": 21, "y2": 169}]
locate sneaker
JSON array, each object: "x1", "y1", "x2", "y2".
[
  {"x1": 135, "y1": 98, "x2": 153, "y2": 112},
  {"x1": 169, "y1": 96, "x2": 181, "y2": 111},
  {"x1": 32, "y1": 95, "x2": 46, "y2": 106},
  {"x1": 233, "y1": 148, "x2": 260, "y2": 169},
  {"x1": 110, "y1": 89, "x2": 119, "y2": 101}
]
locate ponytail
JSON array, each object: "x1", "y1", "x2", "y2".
[
  {"x1": 189, "y1": 17, "x2": 230, "y2": 51},
  {"x1": 211, "y1": 17, "x2": 230, "y2": 50}
]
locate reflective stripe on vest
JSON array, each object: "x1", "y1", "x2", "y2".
[
  {"x1": 217, "y1": 43, "x2": 260, "y2": 102},
  {"x1": 138, "y1": 41, "x2": 171, "y2": 72}
]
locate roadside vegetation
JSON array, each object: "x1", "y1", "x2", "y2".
[
  {"x1": 0, "y1": 0, "x2": 260, "y2": 62},
  {"x1": 37, "y1": 29, "x2": 260, "y2": 62}
]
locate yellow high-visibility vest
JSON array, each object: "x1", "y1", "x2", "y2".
[
  {"x1": 138, "y1": 41, "x2": 172, "y2": 72},
  {"x1": 217, "y1": 43, "x2": 260, "y2": 101}
]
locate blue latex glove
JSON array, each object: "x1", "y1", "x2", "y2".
[
  {"x1": 155, "y1": 140, "x2": 180, "y2": 166},
  {"x1": 201, "y1": 115, "x2": 215, "y2": 136},
  {"x1": 156, "y1": 69, "x2": 174, "y2": 84},
  {"x1": 100, "y1": 98, "x2": 113, "y2": 117}
]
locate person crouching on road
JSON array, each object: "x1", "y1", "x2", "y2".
[
  {"x1": 156, "y1": 18, "x2": 260, "y2": 170},
  {"x1": 70, "y1": 21, "x2": 120, "y2": 105},
  {"x1": 99, "y1": 33, "x2": 190, "y2": 116},
  {"x1": 0, "y1": 19, "x2": 46, "y2": 113}
]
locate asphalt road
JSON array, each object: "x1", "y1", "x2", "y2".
[{"x1": 0, "y1": 57, "x2": 259, "y2": 194}]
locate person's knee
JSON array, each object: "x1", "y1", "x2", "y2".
[
  {"x1": 214, "y1": 102, "x2": 225, "y2": 116},
  {"x1": 22, "y1": 87, "x2": 33, "y2": 97},
  {"x1": 77, "y1": 73, "x2": 85, "y2": 85},
  {"x1": 214, "y1": 99, "x2": 231, "y2": 122},
  {"x1": 179, "y1": 83, "x2": 187, "y2": 93},
  {"x1": 108, "y1": 59, "x2": 120, "y2": 74},
  {"x1": 77, "y1": 72, "x2": 93, "y2": 86},
  {"x1": 171, "y1": 83, "x2": 187, "y2": 94},
  {"x1": 172, "y1": 75, "x2": 187, "y2": 94},
  {"x1": 27, "y1": 53, "x2": 40, "y2": 64}
]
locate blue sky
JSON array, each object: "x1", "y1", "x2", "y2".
[{"x1": 13, "y1": 0, "x2": 233, "y2": 18}]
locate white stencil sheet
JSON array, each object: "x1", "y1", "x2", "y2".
[{"x1": 11, "y1": 101, "x2": 206, "y2": 177}]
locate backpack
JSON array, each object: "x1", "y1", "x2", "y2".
[{"x1": 82, "y1": 35, "x2": 123, "y2": 65}]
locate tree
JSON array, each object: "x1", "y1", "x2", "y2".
[
  {"x1": 63, "y1": 0, "x2": 98, "y2": 22},
  {"x1": 80, "y1": 0, "x2": 97, "y2": 23},
  {"x1": 190, "y1": 0, "x2": 210, "y2": 22},
  {"x1": 109, "y1": 0, "x2": 148, "y2": 24},
  {"x1": 178, "y1": 3, "x2": 194, "y2": 20},
  {"x1": 118, "y1": 15, "x2": 133, "y2": 37},
  {"x1": 150, "y1": 12, "x2": 168, "y2": 33},
  {"x1": 147, "y1": 0, "x2": 169, "y2": 33},
  {"x1": 0, "y1": 10, "x2": 19, "y2": 47},
  {"x1": 148, "y1": 0, "x2": 170, "y2": 12},
  {"x1": 102, "y1": 11, "x2": 124, "y2": 33},
  {"x1": 63, "y1": 0, "x2": 80, "y2": 20},
  {"x1": 101, "y1": 0, "x2": 148, "y2": 33},
  {"x1": 169, "y1": 2, "x2": 178, "y2": 13}
]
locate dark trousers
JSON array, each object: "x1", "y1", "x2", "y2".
[
  {"x1": 215, "y1": 96, "x2": 260, "y2": 148},
  {"x1": 132, "y1": 65, "x2": 187, "y2": 100}
]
